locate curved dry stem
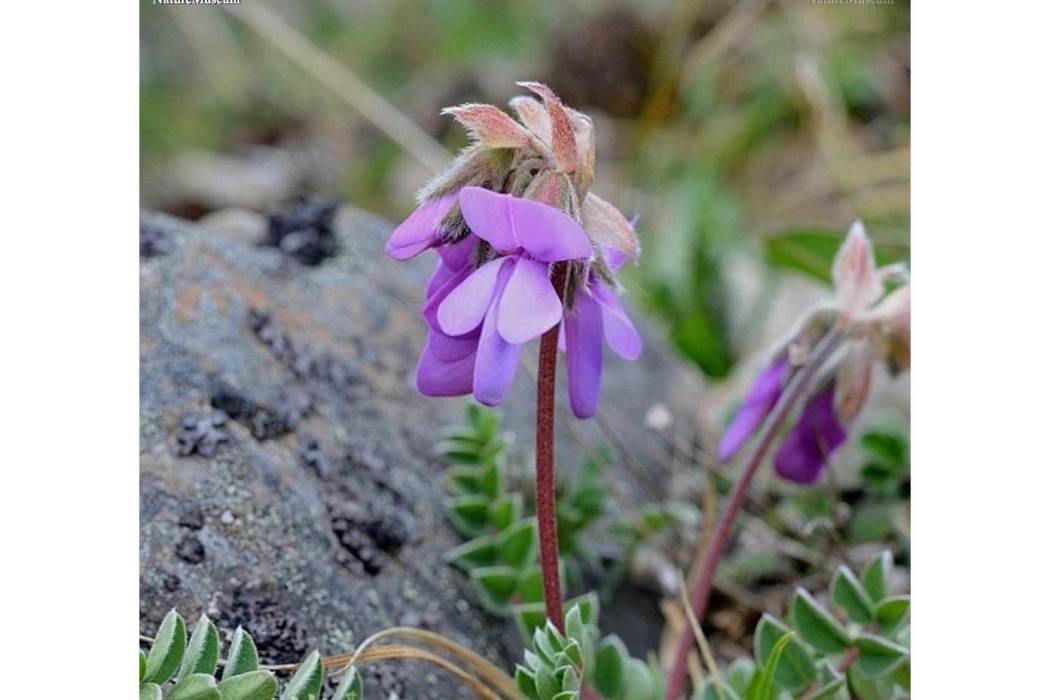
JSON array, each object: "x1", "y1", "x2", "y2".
[
  {"x1": 677, "y1": 571, "x2": 726, "y2": 700},
  {"x1": 258, "y1": 646, "x2": 510, "y2": 699},
  {"x1": 317, "y1": 627, "x2": 518, "y2": 698},
  {"x1": 348, "y1": 645, "x2": 505, "y2": 700}
]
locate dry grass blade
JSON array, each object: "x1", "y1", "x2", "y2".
[
  {"x1": 318, "y1": 627, "x2": 518, "y2": 699},
  {"x1": 681, "y1": 0, "x2": 772, "y2": 82},
  {"x1": 350, "y1": 645, "x2": 506, "y2": 700},
  {"x1": 677, "y1": 571, "x2": 727, "y2": 700},
  {"x1": 224, "y1": 2, "x2": 449, "y2": 173}
]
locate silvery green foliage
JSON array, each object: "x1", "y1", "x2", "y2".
[
  {"x1": 693, "y1": 550, "x2": 910, "y2": 700},
  {"x1": 439, "y1": 404, "x2": 609, "y2": 633},
  {"x1": 139, "y1": 611, "x2": 364, "y2": 700},
  {"x1": 515, "y1": 603, "x2": 664, "y2": 700}
]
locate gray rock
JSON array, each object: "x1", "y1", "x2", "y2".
[{"x1": 140, "y1": 206, "x2": 703, "y2": 697}]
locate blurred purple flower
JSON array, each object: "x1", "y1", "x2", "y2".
[
  {"x1": 560, "y1": 246, "x2": 642, "y2": 418},
  {"x1": 715, "y1": 221, "x2": 909, "y2": 488},
  {"x1": 718, "y1": 357, "x2": 790, "y2": 462},
  {"x1": 773, "y1": 384, "x2": 847, "y2": 484}
]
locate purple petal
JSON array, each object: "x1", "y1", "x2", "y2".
[
  {"x1": 774, "y1": 386, "x2": 848, "y2": 484},
  {"x1": 436, "y1": 258, "x2": 507, "y2": 336},
  {"x1": 385, "y1": 194, "x2": 456, "y2": 260},
  {"x1": 508, "y1": 196, "x2": 593, "y2": 262},
  {"x1": 458, "y1": 186, "x2": 519, "y2": 253},
  {"x1": 593, "y1": 282, "x2": 642, "y2": 360},
  {"x1": 458, "y1": 186, "x2": 592, "y2": 262},
  {"x1": 426, "y1": 259, "x2": 457, "y2": 298},
  {"x1": 497, "y1": 258, "x2": 562, "y2": 343},
  {"x1": 718, "y1": 357, "x2": 790, "y2": 462},
  {"x1": 416, "y1": 327, "x2": 477, "y2": 397},
  {"x1": 437, "y1": 233, "x2": 478, "y2": 272},
  {"x1": 422, "y1": 265, "x2": 472, "y2": 327},
  {"x1": 472, "y1": 265, "x2": 522, "y2": 406},
  {"x1": 565, "y1": 291, "x2": 604, "y2": 419}
]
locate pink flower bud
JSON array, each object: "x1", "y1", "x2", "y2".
[
  {"x1": 441, "y1": 103, "x2": 545, "y2": 152},
  {"x1": 833, "y1": 220, "x2": 883, "y2": 321}
]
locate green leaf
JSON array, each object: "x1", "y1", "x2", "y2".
[
  {"x1": 853, "y1": 634, "x2": 908, "y2": 678},
  {"x1": 478, "y1": 458, "x2": 502, "y2": 498},
  {"x1": 533, "y1": 623, "x2": 563, "y2": 665},
  {"x1": 169, "y1": 673, "x2": 221, "y2": 700},
  {"x1": 471, "y1": 565, "x2": 519, "y2": 611},
  {"x1": 859, "y1": 431, "x2": 907, "y2": 469},
  {"x1": 764, "y1": 229, "x2": 906, "y2": 285},
  {"x1": 861, "y1": 552, "x2": 893, "y2": 603},
  {"x1": 445, "y1": 494, "x2": 492, "y2": 538},
  {"x1": 143, "y1": 609, "x2": 187, "y2": 685},
  {"x1": 553, "y1": 692, "x2": 580, "y2": 700},
  {"x1": 830, "y1": 566, "x2": 874, "y2": 624},
  {"x1": 445, "y1": 465, "x2": 483, "y2": 495},
  {"x1": 726, "y1": 658, "x2": 754, "y2": 696},
  {"x1": 445, "y1": 534, "x2": 499, "y2": 570},
  {"x1": 846, "y1": 666, "x2": 891, "y2": 700},
  {"x1": 747, "y1": 629, "x2": 796, "y2": 700},
  {"x1": 516, "y1": 666, "x2": 540, "y2": 700},
  {"x1": 140, "y1": 649, "x2": 147, "y2": 683},
  {"x1": 564, "y1": 605, "x2": 587, "y2": 647},
  {"x1": 499, "y1": 517, "x2": 538, "y2": 568},
  {"x1": 562, "y1": 639, "x2": 585, "y2": 669},
  {"x1": 806, "y1": 678, "x2": 846, "y2": 700},
  {"x1": 218, "y1": 670, "x2": 278, "y2": 700},
  {"x1": 178, "y1": 614, "x2": 220, "y2": 682},
  {"x1": 332, "y1": 666, "x2": 365, "y2": 700},
  {"x1": 789, "y1": 589, "x2": 849, "y2": 654},
  {"x1": 622, "y1": 658, "x2": 658, "y2": 700},
  {"x1": 698, "y1": 681, "x2": 742, "y2": 700},
  {"x1": 517, "y1": 565, "x2": 545, "y2": 604},
  {"x1": 890, "y1": 659, "x2": 911, "y2": 691},
  {"x1": 280, "y1": 650, "x2": 324, "y2": 700},
  {"x1": 874, "y1": 595, "x2": 910, "y2": 633},
  {"x1": 846, "y1": 503, "x2": 900, "y2": 544},
  {"x1": 752, "y1": 615, "x2": 815, "y2": 693},
  {"x1": 140, "y1": 683, "x2": 162, "y2": 700},
  {"x1": 223, "y1": 627, "x2": 260, "y2": 680},
  {"x1": 536, "y1": 661, "x2": 562, "y2": 699},
  {"x1": 593, "y1": 636, "x2": 626, "y2": 699},
  {"x1": 489, "y1": 493, "x2": 522, "y2": 531},
  {"x1": 565, "y1": 592, "x2": 600, "y2": 626},
  {"x1": 513, "y1": 603, "x2": 549, "y2": 640}
]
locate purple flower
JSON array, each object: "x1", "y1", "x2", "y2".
[
  {"x1": 434, "y1": 186, "x2": 592, "y2": 406},
  {"x1": 384, "y1": 193, "x2": 458, "y2": 260},
  {"x1": 774, "y1": 384, "x2": 847, "y2": 484},
  {"x1": 560, "y1": 246, "x2": 642, "y2": 418},
  {"x1": 415, "y1": 236, "x2": 481, "y2": 397},
  {"x1": 718, "y1": 357, "x2": 790, "y2": 462}
]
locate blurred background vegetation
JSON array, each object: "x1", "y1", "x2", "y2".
[{"x1": 140, "y1": 0, "x2": 909, "y2": 381}]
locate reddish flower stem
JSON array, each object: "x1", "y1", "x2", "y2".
[
  {"x1": 664, "y1": 328, "x2": 844, "y2": 700},
  {"x1": 535, "y1": 263, "x2": 568, "y2": 632}
]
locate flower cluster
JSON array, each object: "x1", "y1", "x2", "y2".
[
  {"x1": 385, "y1": 83, "x2": 641, "y2": 418},
  {"x1": 719, "y1": 222, "x2": 910, "y2": 483}
]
